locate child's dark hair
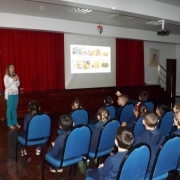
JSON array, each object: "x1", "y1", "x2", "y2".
[
  {"x1": 28, "y1": 101, "x2": 40, "y2": 116},
  {"x1": 157, "y1": 103, "x2": 168, "y2": 116},
  {"x1": 71, "y1": 98, "x2": 82, "y2": 110},
  {"x1": 104, "y1": 95, "x2": 113, "y2": 105},
  {"x1": 142, "y1": 110, "x2": 158, "y2": 128},
  {"x1": 97, "y1": 108, "x2": 110, "y2": 123},
  {"x1": 116, "y1": 127, "x2": 134, "y2": 149},
  {"x1": 139, "y1": 90, "x2": 149, "y2": 101},
  {"x1": 135, "y1": 102, "x2": 147, "y2": 117},
  {"x1": 58, "y1": 114, "x2": 73, "y2": 131}
]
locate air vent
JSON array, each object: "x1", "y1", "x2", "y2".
[
  {"x1": 69, "y1": 8, "x2": 92, "y2": 14},
  {"x1": 108, "y1": 14, "x2": 135, "y2": 21}
]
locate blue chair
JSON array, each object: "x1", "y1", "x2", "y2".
[
  {"x1": 105, "y1": 105, "x2": 116, "y2": 119},
  {"x1": 70, "y1": 108, "x2": 88, "y2": 125},
  {"x1": 145, "y1": 101, "x2": 154, "y2": 111},
  {"x1": 133, "y1": 117, "x2": 146, "y2": 136},
  {"x1": 119, "y1": 104, "x2": 134, "y2": 123},
  {"x1": 16, "y1": 113, "x2": 51, "y2": 173},
  {"x1": 159, "y1": 111, "x2": 174, "y2": 136},
  {"x1": 145, "y1": 135, "x2": 180, "y2": 180},
  {"x1": 88, "y1": 119, "x2": 120, "y2": 166},
  {"x1": 117, "y1": 143, "x2": 151, "y2": 180},
  {"x1": 42, "y1": 125, "x2": 91, "y2": 180}
]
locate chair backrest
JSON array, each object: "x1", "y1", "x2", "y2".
[
  {"x1": 27, "y1": 113, "x2": 51, "y2": 140},
  {"x1": 133, "y1": 117, "x2": 146, "y2": 136},
  {"x1": 95, "y1": 120, "x2": 120, "y2": 157},
  {"x1": 70, "y1": 109, "x2": 88, "y2": 125},
  {"x1": 105, "y1": 105, "x2": 116, "y2": 119},
  {"x1": 119, "y1": 104, "x2": 134, "y2": 123},
  {"x1": 117, "y1": 143, "x2": 151, "y2": 180},
  {"x1": 159, "y1": 111, "x2": 174, "y2": 136},
  {"x1": 150, "y1": 135, "x2": 180, "y2": 179},
  {"x1": 144, "y1": 101, "x2": 154, "y2": 111},
  {"x1": 61, "y1": 125, "x2": 91, "y2": 165}
]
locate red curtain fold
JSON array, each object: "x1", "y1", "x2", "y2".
[
  {"x1": 0, "y1": 29, "x2": 64, "y2": 92},
  {"x1": 116, "y1": 39, "x2": 144, "y2": 86}
]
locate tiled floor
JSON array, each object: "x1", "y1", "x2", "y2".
[{"x1": 0, "y1": 115, "x2": 91, "y2": 180}]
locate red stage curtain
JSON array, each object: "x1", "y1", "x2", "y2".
[
  {"x1": 0, "y1": 29, "x2": 64, "y2": 92},
  {"x1": 116, "y1": 39, "x2": 144, "y2": 86}
]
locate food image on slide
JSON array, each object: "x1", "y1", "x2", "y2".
[{"x1": 71, "y1": 45, "x2": 111, "y2": 73}]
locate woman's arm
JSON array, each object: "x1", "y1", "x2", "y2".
[{"x1": 4, "y1": 75, "x2": 14, "y2": 88}]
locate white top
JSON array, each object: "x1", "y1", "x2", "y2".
[{"x1": 4, "y1": 74, "x2": 20, "y2": 100}]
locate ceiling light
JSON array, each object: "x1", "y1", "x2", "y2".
[
  {"x1": 69, "y1": 7, "x2": 93, "y2": 14},
  {"x1": 112, "y1": 7, "x2": 115, "y2": 9}
]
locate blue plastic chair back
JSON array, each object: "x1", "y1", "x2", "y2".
[
  {"x1": 63, "y1": 125, "x2": 91, "y2": 160},
  {"x1": 119, "y1": 104, "x2": 134, "y2": 123},
  {"x1": 98, "y1": 120, "x2": 120, "y2": 152},
  {"x1": 70, "y1": 109, "x2": 88, "y2": 125},
  {"x1": 117, "y1": 144, "x2": 150, "y2": 180},
  {"x1": 105, "y1": 105, "x2": 116, "y2": 119},
  {"x1": 150, "y1": 135, "x2": 180, "y2": 179},
  {"x1": 159, "y1": 111, "x2": 174, "y2": 136},
  {"x1": 133, "y1": 117, "x2": 146, "y2": 136},
  {"x1": 144, "y1": 101, "x2": 154, "y2": 111},
  {"x1": 27, "y1": 113, "x2": 51, "y2": 140}
]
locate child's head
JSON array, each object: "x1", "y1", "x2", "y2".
[
  {"x1": 28, "y1": 101, "x2": 40, "y2": 116},
  {"x1": 58, "y1": 114, "x2": 73, "y2": 131},
  {"x1": 97, "y1": 108, "x2": 110, "y2": 123},
  {"x1": 174, "y1": 112, "x2": 180, "y2": 128},
  {"x1": 115, "y1": 126, "x2": 134, "y2": 150},
  {"x1": 104, "y1": 95, "x2": 113, "y2": 105},
  {"x1": 156, "y1": 103, "x2": 168, "y2": 117},
  {"x1": 134, "y1": 102, "x2": 147, "y2": 117},
  {"x1": 173, "y1": 103, "x2": 180, "y2": 114},
  {"x1": 117, "y1": 94, "x2": 128, "y2": 106},
  {"x1": 139, "y1": 90, "x2": 149, "y2": 101},
  {"x1": 142, "y1": 110, "x2": 158, "y2": 129},
  {"x1": 71, "y1": 98, "x2": 82, "y2": 110}
]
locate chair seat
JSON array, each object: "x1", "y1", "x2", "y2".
[
  {"x1": 88, "y1": 148, "x2": 112, "y2": 159},
  {"x1": 145, "y1": 172, "x2": 168, "y2": 180},
  {"x1": 18, "y1": 136, "x2": 48, "y2": 146},
  {"x1": 45, "y1": 152, "x2": 82, "y2": 167}
]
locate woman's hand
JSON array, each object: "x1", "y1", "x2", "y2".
[
  {"x1": 98, "y1": 163, "x2": 104, "y2": 168},
  {"x1": 115, "y1": 91, "x2": 121, "y2": 97},
  {"x1": 51, "y1": 142, "x2": 55, "y2": 146}
]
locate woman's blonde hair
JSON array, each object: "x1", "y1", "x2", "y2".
[
  {"x1": 97, "y1": 108, "x2": 109, "y2": 123},
  {"x1": 5, "y1": 63, "x2": 14, "y2": 76}
]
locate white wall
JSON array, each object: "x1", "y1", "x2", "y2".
[
  {"x1": 144, "y1": 41, "x2": 176, "y2": 91},
  {"x1": 176, "y1": 45, "x2": 180, "y2": 96}
]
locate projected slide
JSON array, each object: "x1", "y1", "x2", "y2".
[{"x1": 71, "y1": 45, "x2": 111, "y2": 73}]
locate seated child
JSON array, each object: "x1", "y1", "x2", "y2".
[
  {"x1": 115, "y1": 94, "x2": 129, "y2": 119},
  {"x1": 115, "y1": 90, "x2": 149, "y2": 106},
  {"x1": 104, "y1": 95, "x2": 113, "y2": 106},
  {"x1": 89, "y1": 108, "x2": 110, "y2": 151},
  {"x1": 49, "y1": 114, "x2": 73, "y2": 172},
  {"x1": 71, "y1": 97, "x2": 82, "y2": 110},
  {"x1": 123, "y1": 102, "x2": 147, "y2": 129},
  {"x1": 18, "y1": 100, "x2": 41, "y2": 156},
  {"x1": 155, "y1": 103, "x2": 168, "y2": 127},
  {"x1": 134, "y1": 110, "x2": 165, "y2": 173},
  {"x1": 172, "y1": 112, "x2": 180, "y2": 135},
  {"x1": 86, "y1": 126, "x2": 134, "y2": 180}
]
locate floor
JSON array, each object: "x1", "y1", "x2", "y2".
[{"x1": 0, "y1": 115, "x2": 93, "y2": 180}]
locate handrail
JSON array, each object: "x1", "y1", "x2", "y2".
[
  {"x1": 158, "y1": 64, "x2": 173, "y2": 99},
  {"x1": 158, "y1": 64, "x2": 173, "y2": 77}
]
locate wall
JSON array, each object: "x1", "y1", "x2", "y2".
[{"x1": 176, "y1": 45, "x2": 180, "y2": 96}]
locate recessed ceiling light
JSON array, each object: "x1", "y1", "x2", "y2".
[
  {"x1": 112, "y1": 7, "x2": 115, "y2": 9},
  {"x1": 69, "y1": 7, "x2": 93, "y2": 14}
]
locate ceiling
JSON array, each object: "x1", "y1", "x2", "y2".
[{"x1": 0, "y1": 0, "x2": 180, "y2": 35}]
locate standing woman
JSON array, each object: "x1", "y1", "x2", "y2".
[{"x1": 4, "y1": 64, "x2": 21, "y2": 130}]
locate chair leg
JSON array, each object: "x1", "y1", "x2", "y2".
[
  {"x1": 69, "y1": 165, "x2": 72, "y2": 177},
  {"x1": 42, "y1": 160, "x2": 45, "y2": 180},
  {"x1": 97, "y1": 157, "x2": 100, "y2": 167},
  {"x1": 54, "y1": 169, "x2": 60, "y2": 180},
  {"x1": 73, "y1": 164, "x2": 76, "y2": 177},
  {"x1": 16, "y1": 142, "x2": 19, "y2": 173}
]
